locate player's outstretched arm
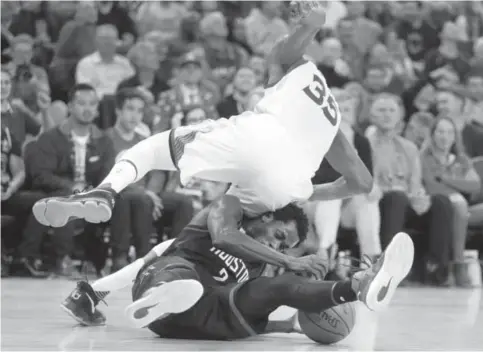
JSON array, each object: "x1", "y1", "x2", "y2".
[
  {"x1": 266, "y1": 2, "x2": 325, "y2": 84},
  {"x1": 311, "y1": 130, "x2": 373, "y2": 201},
  {"x1": 207, "y1": 195, "x2": 293, "y2": 268}
]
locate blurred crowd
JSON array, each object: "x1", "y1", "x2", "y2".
[{"x1": 1, "y1": 1, "x2": 483, "y2": 288}]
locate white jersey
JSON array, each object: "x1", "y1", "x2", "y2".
[{"x1": 253, "y1": 60, "x2": 341, "y2": 172}]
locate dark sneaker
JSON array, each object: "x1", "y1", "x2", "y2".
[
  {"x1": 32, "y1": 186, "x2": 116, "y2": 227},
  {"x1": 61, "y1": 281, "x2": 106, "y2": 326},
  {"x1": 351, "y1": 232, "x2": 414, "y2": 312},
  {"x1": 125, "y1": 280, "x2": 203, "y2": 328}
]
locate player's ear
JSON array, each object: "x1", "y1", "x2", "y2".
[{"x1": 261, "y1": 213, "x2": 274, "y2": 223}]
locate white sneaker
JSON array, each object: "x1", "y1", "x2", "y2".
[
  {"x1": 125, "y1": 279, "x2": 204, "y2": 328},
  {"x1": 352, "y1": 232, "x2": 414, "y2": 312}
]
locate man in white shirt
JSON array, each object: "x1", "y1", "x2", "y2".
[{"x1": 76, "y1": 24, "x2": 135, "y2": 99}]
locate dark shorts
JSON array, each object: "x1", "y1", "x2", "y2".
[{"x1": 132, "y1": 256, "x2": 269, "y2": 340}]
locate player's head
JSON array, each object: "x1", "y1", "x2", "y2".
[
  {"x1": 68, "y1": 83, "x2": 99, "y2": 125},
  {"x1": 115, "y1": 88, "x2": 146, "y2": 132},
  {"x1": 244, "y1": 203, "x2": 309, "y2": 252}
]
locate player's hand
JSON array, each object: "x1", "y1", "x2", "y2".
[
  {"x1": 286, "y1": 254, "x2": 328, "y2": 280},
  {"x1": 290, "y1": 1, "x2": 326, "y2": 28}
]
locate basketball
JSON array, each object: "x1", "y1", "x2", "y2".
[{"x1": 298, "y1": 303, "x2": 356, "y2": 344}]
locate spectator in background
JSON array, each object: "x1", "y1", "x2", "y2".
[
  {"x1": 199, "y1": 11, "x2": 248, "y2": 90},
  {"x1": 49, "y1": 1, "x2": 97, "y2": 102},
  {"x1": 3, "y1": 35, "x2": 50, "y2": 113},
  {"x1": 119, "y1": 41, "x2": 169, "y2": 100},
  {"x1": 229, "y1": 17, "x2": 252, "y2": 56},
  {"x1": 135, "y1": 1, "x2": 187, "y2": 39},
  {"x1": 456, "y1": 1, "x2": 483, "y2": 42},
  {"x1": 435, "y1": 89, "x2": 483, "y2": 158},
  {"x1": 367, "y1": 93, "x2": 453, "y2": 286},
  {"x1": 0, "y1": 69, "x2": 53, "y2": 148},
  {"x1": 316, "y1": 37, "x2": 351, "y2": 88},
  {"x1": 41, "y1": 1, "x2": 78, "y2": 44},
  {"x1": 311, "y1": 88, "x2": 381, "y2": 262},
  {"x1": 246, "y1": 86, "x2": 265, "y2": 111},
  {"x1": 336, "y1": 19, "x2": 365, "y2": 81},
  {"x1": 403, "y1": 111, "x2": 435, "y2": 149},
  {"x1": 27, "y1": 84, "x2": 115, "y2": 275},
  {"x1": 158, "y1": 52, "x2": 219, "y2": 131},
  {"x1": 142, "y1": 30, "x2": 177, "y2": 88},
  {"x1": 395, "y1": 1, "x2": 441, "y2": 76},
  {"x1": 1, "y1": 123, "x2": 48, "y2": 277},
  {"x1": 424, "y1": 22, "x2": 470, "y2": 81},
  {"x1": 76, "y1": 25, "x2": 135, "y2": 99},
  {"x1": 345, "y1": 2, "x2": 383, "y2": 56},
  {"x1": 106, "y1": 89, "x2": 158, "y2": 270},
  {"x1": 471, "y1": 37, "x2": 483, "y2": 67},
  {"x1": 248, "y1": 55, "x2": 267, "y2": 88},
  {"x1": 96, "y1": 1, "x2": 137, "y2": 54},
  {"x1": 420, "y1": 117, "x2": 482, "y2": 287},
  {"x1": 218, "y1": 67, "x2": 257, "y2": 117},
  {"x1": 245, "y1": 1, "x2": 289, "y2": 57}
]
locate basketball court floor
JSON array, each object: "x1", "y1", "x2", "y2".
[{"x1": 1, "y1": 278, "x2": 482, "y2": 351}]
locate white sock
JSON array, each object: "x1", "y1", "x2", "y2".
[
  {"x1": 91, "y1": 258, "x2": 145, "y2": 299},
  {"x1": 99, "y1": 131, "x2": 175, "y2": 193}
]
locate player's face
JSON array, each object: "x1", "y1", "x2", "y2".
[
  {"x1": 247, "y1": 216, "x2": 300, "y2": 252},
  {"x1": 69, "y1": 90, "x2": 99, "y2": 125},
  {"x1": 117, "y1": 98, "x2": 145, "y2": 132}
]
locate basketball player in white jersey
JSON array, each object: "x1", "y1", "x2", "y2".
[{"x1": 32, "y1": 1, "x2": 373, "y2": 227}]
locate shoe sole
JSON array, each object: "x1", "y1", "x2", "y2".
[
  {"x1": 33, "y1": 197, "x2": 112, "y2": 227},
  {"x1": 125, "y1": 279, "x2": 204, "y2": 329},
  {"x1": 364, "y1": 232, "x2": 414, "y2": 312},
  {"x1": 60, "y1": 303, "x2": 105, "y2": 326}
]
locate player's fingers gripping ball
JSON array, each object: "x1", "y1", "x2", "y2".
[{"x1": 298, "y1": 303, "x2": 356, "y2": 345}]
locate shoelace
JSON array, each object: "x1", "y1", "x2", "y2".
[
  {"x1": 337, "y1": 254, "x2": 376, "y2": 275},
  {"x1": 80, "y1": 269, "x2": 108, "y2": 307},
  {"x1": 73, "y1": 186, "x2": 93, "y2": 195}
]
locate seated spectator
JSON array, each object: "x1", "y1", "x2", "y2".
[
  {"x1": 424, "y1": 22, "x2": 471, "y2": 82},
  {"x1": 199, "y1": 11, "x2": 248, "y2": 90},
  {"x1": 245, "y1": 1, "x2": 288, "y2": 57},
  {"x1": 1, "y1": 69, "x2": 54, "y2": 148},
  {"x1": 403, "y1": 112, "x2": 435, "y2": 149},
  {"x1": 420, "y1": 117, "x2": 482, "y2": 287},
  {"x1": 229, "y1": 17, "x2": 252, "y2": 56},
  {"x1": 316, "y1": 37, "x2": 351, "y2": 88},
  {"x1": 336, "y1": 19, "x2": 366, "y2": 81},
  {"x1": 218, "y1": 67, "x2": 257, "y2": 117},
  {"x1": 106, "y1": 89, "x2": 160, "y2": 270},
  {"x1": 76, "y1": 24, "x2": 135, "y2": 99},
  {"x1": 119, "y1": 41, "x2": 169, "y2": 102},
  {"x1": 367, "y1": 93, "x2": 454, "y2": 286},
  {"x1": 394, "y1": 1, "x2": 441, "y2": 76},
  {"x1": 135, "y1": 1, "x2": 187, "y2": 39},
  {"x1": 246, "y1": 87, "x2": 265, "y2": 111},
  {"x1": 27, "y1": 84, "x2": 116, "y2": 275},
  {"x1": 311, "y1": 89, "x2": 381, "y2": 262},
  {"x1": 49, "y1": 1, "x2": 97, "y2": 101},
  {"x1": 435, "y1": 89, "x2": 483, "y2": 157},
  {"x1": 96, "y1": 1, "x2": 137, "y2": 54},
  {"x1": 158, "y1": 53, "x2": 219, "y2": 131},
  {"x1": 1, "y1": 123, "x2": 48, "y2": 277},
  {"x1": 248, "y1": 55, "x2": 267, "y2": 89}
]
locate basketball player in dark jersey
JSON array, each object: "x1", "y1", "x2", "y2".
[{"x1": 62, "y1": 195, "x2": 414, "y2": 340}]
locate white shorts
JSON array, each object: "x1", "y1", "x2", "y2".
[{"x1": 170, "y1": 114, "x2": 315, "y2": 214}]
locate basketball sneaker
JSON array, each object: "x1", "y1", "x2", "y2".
[
  {"x1": 125, "y1": 279, "x2": 204, "y2": 329},
  {"x1": 61, "y1": 281, "x2": 106, "y2": 326},
  {"x1": 351, "y1": 232, "x2": 414, "y2": 312},
  {"x1": 32, "y1": 185, "x2": 116, "y2": 228}
]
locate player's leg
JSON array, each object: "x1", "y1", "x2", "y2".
[
  {"x1": 61, "y1": 239, "x2": 175, "y2": 326},
  {"x1": 126, "y1": 256, "x2": 203, "y2": 329},
  {"x1": 32, "y1": 119, "x2": 244, "y2": 227},
  {"x1": 234, "y1": 232, "x2": 414, "y2": 331}
]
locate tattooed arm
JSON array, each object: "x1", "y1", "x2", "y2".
[{"x1": 207, "y1": 195, "x2": 292, "y2": 268}]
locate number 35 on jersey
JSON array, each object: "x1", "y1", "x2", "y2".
[{"x1": 302, "y1": 74, "x2": 339, "y2": 126}]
